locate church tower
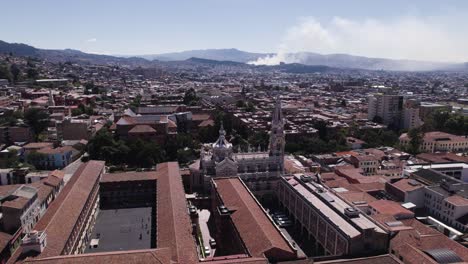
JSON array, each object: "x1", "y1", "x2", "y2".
[
  {"x1": 48, "y1": 89, "x2": 55, "y2": 107},
  {"x1": 269, "y1": 95, "x2": 285, "y2": 159},
  {"x1": 212, "y1": 122, "x2": 233, "y2": 162}
]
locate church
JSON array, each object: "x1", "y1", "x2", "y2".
[{"x1": 190, "y1": 96, "x2": 285, "y2": 200}]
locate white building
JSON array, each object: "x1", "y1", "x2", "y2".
[{"x1": 400, "y1": 131, "x2": 468, "y2": 153}]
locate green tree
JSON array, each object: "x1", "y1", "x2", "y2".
[
  {"x1": 340, "y1": 99, "x2": 347, "y2": 107},
  {"x1": 372, "y1": 115, "x2": 383, "y2": 124},
  {"x1": 0, "y1": 64, "x2": 12, "y2": 82},
  {"x1": 183, "y1": 88, "x2": 199, "y2": 105},
  {"x1": 27, "y1": 68, "x2": 39, "y2": 79},
  {"x1": 24, "y1": 108, "x2": 50, "y2": 139},
  {"x1": 10, "y1": 64, "x2": 21, "y2": 82},
  {"x1": 407, "y1": 127, "x2": 424, "y2": 154}
]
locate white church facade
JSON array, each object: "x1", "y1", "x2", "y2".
[{"x1": 190, "y1": 96, "x2": 286, "y2": 198}]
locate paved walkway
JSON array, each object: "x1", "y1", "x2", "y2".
[{"x1": 198, "y1": 209, "x2": 216, "y2": 258}]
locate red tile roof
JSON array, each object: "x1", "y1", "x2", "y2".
[
  {"x1": 100, "y1": 171, "x2": 156, "y2": 183},
  {"x1": 32, "y1": 161, "x2": 105, "y2": 258},
  {"x1": 390, "y1": 179, "x2": 424, "y2": 193},
  {"x1": 213, "y1": 177, "x2": 297, "y2": 261},
  {"x1": 446, "y1": 195, "x2": 468, "y2": 206},
  {"x1": 369, "y1": 200, "x2": 414, "y2": 219},
  {"x1": 156, "y1": 162, "x2": 198, "y2": 264},
  {"x1": 391, "y1": 219, "x2": 468, "y2": 263},
  {"x1": 0, "y1": 231, "x2": 12, "y2": 252},
  {"x1": 316, "y1": 254, "x2": 402, "y2": 264},
  {"x1": 22, "y1": 248, "x2": 172, "y2": 264},
  {"x1": 128, "y1": 125, "x2": 156, "y2": 134}
]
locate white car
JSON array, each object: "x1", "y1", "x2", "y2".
[{"x1": 203, "y1": 246, "x2": 210, "y2": 256}]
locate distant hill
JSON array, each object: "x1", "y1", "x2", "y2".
[
  {"x1": 136, "y1": 48, "x2": 273, "y2": 63},
  {"x1": 0, "y1": 40, "x2": 152, "y2": 66},
  {"x1": 0, "y1": 40, "x2": 39, "y2": 56},
  {"x1": 284, "y1": 52, "x2": 467, "y2": 72},
  {"x1": 1, "y1": 40, "x2": 467, "y2": 72},
  {"x1": 131, "y1": 48, "x2": 468, "y2": 72}
]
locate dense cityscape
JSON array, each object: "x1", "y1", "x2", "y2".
[{"x1": 1, "y1": 1, "x2": 468, "y2": 264}]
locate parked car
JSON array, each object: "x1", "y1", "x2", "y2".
[
  {"x1": 189, "y1": 205, "x2": 198, "y2": 216},
  {"x1": 274, "y1": 216, "x2": 289, "y2": 221},
  {"x1": 277, "y1": 220, "x2": 293, "y2": 227},
  {"x1": 272, "y1": 212, "x2": 287, "y2": 218},
  {"x1": 204, "y1": 246, "x2": 211, "y2": 256},
  {"x1": 209, "y1": 238, "x2": 217, "y2": 248}
]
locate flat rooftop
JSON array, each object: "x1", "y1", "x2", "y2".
[
  {"x1": 85, "y1": 207, "x2": 154, "y2": 253},
  {"x1": 288, "y1": 175, "x2": 386, "y2": 237}
]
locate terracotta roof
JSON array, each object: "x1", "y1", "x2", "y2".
[
  {"x1": 32, "y1": 161, "x2": 105, "y2": 258},
  {"x1": 30, "y1": 181, "x2": 54, "y2": 203},
  {"x1": 391, "y1": 219, "x2": 468, "y2": 263},
  {"x1": 445, "y1": 195, "x2": 468, "y2": 206},
  {"x1": 338, "y1": 191, "x2": 377, "y2": 205},
  {"x1": 167, "y1": 119, "x2": 177, "y2": 128},
  {"x1": 369, "y1": 200, "x2": 414, "y2": 219},
  {"x1": 128, "y1": 125, "x2": 156, "y2": 134},
  {"x1": 43, "y1": 175, "x2": 62, "y2": 188},
  {"x1": 22, "y1": 248, "x2": 172, "y2": 264},
  {"x1": 155, "y1": 162, "x2": 198, "y2": 264},
  {"x1": 416, "y1": 152, "x2": 468, "y2": 163},
  {"x1": 2, "y1": 196, "x2": 30, "y2": 210},
  {"x1": 49, "y1": 170, "x2": 65, "y2": 179},
  {"x1": 100, "y1": 171, "x2": 157, "y2": 183},
  {"x1": 0, "y1": 231, "x2": 12, "y2": 252},
  {"x1": 391, "y1": 179, "x2": 424, "y2": 192},
  {"x1": 192, "y1": 114, "x2": 211, "y2": 121},
  {"x1": 213, "y1": 177, "x2": 297, "y2": 261},
  {"x1": 23, "y1": 143, "x2": 54, "y2": 149},
  {"x1": 37, "y1": 146, "x2": 73, "y2": 155},
  {"x1": 199, "y1": 119, "x2": 215, "y2": 127},
  {"x1": 316, "y1": 254, "x2": 402, "y2": 264}
]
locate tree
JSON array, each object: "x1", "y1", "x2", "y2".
[
  {"x1": 372, "y1": 115, "x2": 383, "y2": 124},
  {"x1": 183, "y1": 88, "x2": 199, "y2": 106},
  {"x1": 236, "y1": 100, "x2": 245, "y2": 108},
  {"x1": 314, "y1": 120, "x2": 328, "y2": 141},
  {"x1": 340, "y1": 99, "x2": 347, "y2": 107},
  {"x1": 10, "y1": 64, "x2": 21, "y2": 82},
  {"x1": 248, "y1": 131, "x2": 269, "y2": 151},
  {"x1": 129, "y1": 95, "x2": 142, "y2": 110},
  {"x1": 27, "y1": 68, "x2": 39, "y2": 79},
  {"x1": 407, "y1": 127, "x2": 424, "y2": 155},
  {"x1": 84, "y1": 82, "x2": 96, "y2": 95},
  {"x1": 24, "y1": 108, "x2": 50, "y2": 139},
  {"x1": 0, "y1": 64, "x2": 12, "y2": 82}
]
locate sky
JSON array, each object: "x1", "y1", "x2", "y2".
[{"x1": 2, "y1": 0, "x2": 468, "y2": 62}]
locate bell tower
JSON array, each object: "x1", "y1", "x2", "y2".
[{"x1": 269, "y1": 95, "x2": 285, "y2": 159}]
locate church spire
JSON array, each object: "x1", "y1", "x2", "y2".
[
  {"x1": 48, "y1": 89, "x2": 55, "y2": 107},
  {"x1": 219, "y1": 121, "x2": 226, "y2": 140},
  {"x1": 269, "y1": 95, "x2": 285, "y2": 162},
  {"x1": 272, "y1": 94, "x2": 283, "y2": 127}
]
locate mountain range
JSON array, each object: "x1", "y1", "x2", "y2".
[
  {"x1": 137, "y1": 49, "x2": 468, "y2": 72},
  {"x1": 1, "y1": 40, "x2": 467, "y2": 72}
]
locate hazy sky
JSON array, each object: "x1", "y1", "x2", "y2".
[{"x1": 2, "y1": 0, "x2": 468, "y2": 62}]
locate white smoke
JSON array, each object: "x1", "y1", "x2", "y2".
[{"x1": 249, "y1": 16, "x2": 468, "y2": 65}]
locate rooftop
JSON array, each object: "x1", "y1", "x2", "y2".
[{"x1": 213, "y1": 177, "x2": 297, "y2": 260}]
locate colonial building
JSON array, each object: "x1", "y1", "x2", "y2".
[{"x1": 190, "y1": 96, "x2": 285, "y2": 199}]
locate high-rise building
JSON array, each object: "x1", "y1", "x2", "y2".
[
  {"x1": 367, "y1": 94, "x2": 403, "y2": 126},
  {"x1": 402, "y1": 99, "x2": 423, "y2": 130}
]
